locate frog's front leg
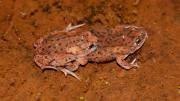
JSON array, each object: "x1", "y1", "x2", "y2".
[
  {"x1": 77, "y1": 57, "x2": 88, "y2": 66},
  {"x1": 65, "y1": 57, "x2": 88, "y2": 71},
  {"x1": 116, "y1": 55, "x2": 139, "y2": 69},
  {"x1": 65, "y1": 62, "x2": 80, "y2": 71}
]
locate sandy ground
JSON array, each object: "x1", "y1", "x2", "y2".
[{"x1": 0, "y1": 0, "x2": 180, "y2": 101}]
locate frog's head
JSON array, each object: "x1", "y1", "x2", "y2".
[{"x1": 125, "y1": 26, "x2": 148, "y2": 53}]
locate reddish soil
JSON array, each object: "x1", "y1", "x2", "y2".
[{"x1": 0, "y1": 0, "x2": 180, "y2": 101}]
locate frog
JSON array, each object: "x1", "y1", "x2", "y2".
[
  {"x1": 34, "y1": 24, "x2": 97, "y2": 80},
  {"x1": 86, "y1": 25, "x2": 148, "y2": 69}
]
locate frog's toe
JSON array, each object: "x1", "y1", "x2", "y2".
[
  {"x1": 130, "y1": 58, "x2": 139, "y2": 68},
  {"x1": 116, "y1": 56, "x2": 139, "y2": 69},
  {"x1": 60, "y1": 68, "x2": 81, "y2": 80}
]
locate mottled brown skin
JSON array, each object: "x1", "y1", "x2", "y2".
[
  {"x1": 34, "y1": 28, "x2": 97, "y2": 79},
  {"x1": 34, "y1": 24, "x2": 147, "y2": 80},
  {"x1": 87, "y1": 25, "x2": 148, "y2": 69},
  {"x1": 34, "y1": 30, "x2": 97, "y2": 56}
]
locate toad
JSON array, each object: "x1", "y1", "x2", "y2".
[
  {"x1": 87, "y1": 25, "x2": 148, "y2": 69},
  {"x1": 34, "y1": 24, "x2": 97, "y2": 80}
]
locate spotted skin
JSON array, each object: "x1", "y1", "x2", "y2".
[{"x1": 87, "y1": 25, "x2": 148, "y2": 69}]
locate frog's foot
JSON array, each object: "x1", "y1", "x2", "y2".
[
  {"x1": 116, "y1": 56, "x2": 139, "y2": 69},
  {"x1": 64, "y1": 23, "x2": 85, "y2": 32},
  {"x1": 60, "y1": 68, "x2": 80, "y2": 80},
  {"x1": 42, "y1": 66, "x2": 80, "y2": 80}
]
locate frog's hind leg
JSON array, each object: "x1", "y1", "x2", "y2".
[
  {"x1": 64, "y1": 23, "x2": 85, "y2": 32},
  {"x1": 116, "y1": 55, "x2": 139, "y2": 69},
  {"x1": 60, "y1": 68, "x2": 81, "y2": 80}
]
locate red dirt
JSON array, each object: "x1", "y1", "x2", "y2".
[{"x1": 0, "y1": 0, "x2": 179, "y2": 101}]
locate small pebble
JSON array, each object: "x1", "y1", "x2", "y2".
[
  {"x1": 105, "y1": 81, "x2": 109, "y2": 85},
  {"x1": 79, "y1": 96, "x2": 85, "y2": 100}
]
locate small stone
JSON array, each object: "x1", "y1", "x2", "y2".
[
  {"x1": 79, "y1": 96, "x2": 85, "y2": 100},
  {"x1": 105, "y1": 81, "x2": 109, "y2": 85}
]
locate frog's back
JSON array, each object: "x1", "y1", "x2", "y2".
[
  {"x1": 87, "y1": 25, "x2": 147, "y2": 63},
  {"x1": 34, "y1": 30, "x2": 95, "y2": 56},
  {"x1": 89, "y1": 25, "x2": 132, "y2": 48}
]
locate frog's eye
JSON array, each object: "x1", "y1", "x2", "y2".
[{"x1": 135, "y1": 38, "x2": 141, "y2": 45}]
